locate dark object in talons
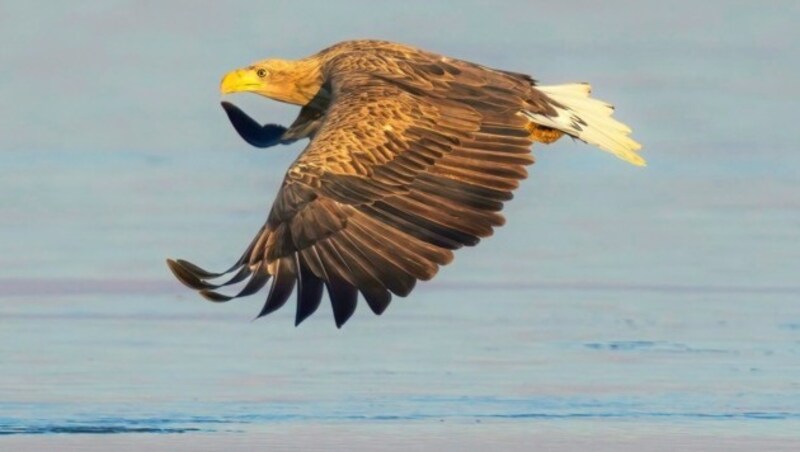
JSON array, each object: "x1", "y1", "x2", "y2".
[{"x1": 221, "y1": 101, "x2": 291, "y2": 148}]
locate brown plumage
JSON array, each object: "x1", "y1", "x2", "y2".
[{"x1": 167, "y1": 40, "x2": 643, "y2": 327}]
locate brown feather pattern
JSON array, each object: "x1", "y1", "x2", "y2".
[{"x1": 168, "y1": 40, "x2": 563, "y2": 327}]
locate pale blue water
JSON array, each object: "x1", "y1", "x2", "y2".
[{"x1": 1, "y1": 1, "x2": 799, "y2": 449}]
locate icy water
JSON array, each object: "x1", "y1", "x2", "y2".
[{"x1": 1, "y1": 1, "x2": 800, "y2": 450}]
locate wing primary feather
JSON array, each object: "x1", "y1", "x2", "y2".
[
  {"x1": 256, "y1": 257, "x2": 297, "y2": 319},
  {"x1": 346, "y1": 218, "x2": 442, "y2": 277},
  {"x1": 172, "y1": 259, "x2": 234, "y2": 279},
  {"x1": 167, "y1": 258, "x2": 214, "y2": 290},
  {"x1": 169, "y1": 232, "x2": 258, "y2": 279},
  {"x1": 315, "y1": 242, "x2": 359, "y2": 328},
  {"x1": 295, "y1": 253, "x2": 325, "y2": 326},
  {"x1": 325, "y1": 276, "x2": 358, "y2": 328},
  {"x1": 300, "y1": 245, "x2": 328, "y2": 280},
  {"x1": 167, "y1": 260, "x2": 252, "y2": 291},
  {"x1": 348, "y1": 213, "x2": 454, "y2": 266},
  {"x1": 327, "y1": 233, "x2": 395, "y2": 310},
  {"x1": 198, "y1": 263, "x2": 271, "y2": 302},
  {"x1": 338, "y1": 225, "x2": 428, "y2": 288},
  {"x1": 361, "y1": 287, "x2": 392, "y2": 315}
]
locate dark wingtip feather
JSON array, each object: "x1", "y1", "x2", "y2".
[
  {"x1": 198, "y1": 289, "x2": 234, "y2": 303},
  {"x1": 326, "y1": 279, "x2": 358, "y2": 328},
  {"x1": 167, "y1": 258, "x2": 252, "y2": 292},
  {"x1": 363, "y1": 290, "x2": 392, "y2": 315},
  {"x1": 166, "y1": 258, "x2": 212, "y2": 290},
  {"x1": 255, "y1": 258, "x2": 297, "y2": 319},
  {"x1": 175, "y1": 259, "x2": 226, "y2": 279},
  {"x1": 295, "y1": 260, "x2": 325, "y2": 326},
  {"x1": 392, "y1": 277, "x2": 417, "y2": 297},
  {"x1": 196, "y1": 263, "x2": 272, "y2": 304}
]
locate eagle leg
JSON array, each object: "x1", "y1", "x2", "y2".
[{"x1": 528, "y1": 123, "x2": 564, "y2": 144}]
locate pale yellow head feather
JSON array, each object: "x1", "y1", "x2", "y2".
[{"x1": 220, "y1": 58, "x2": 322, "y2": 105}]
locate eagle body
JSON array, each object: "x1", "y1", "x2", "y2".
[{"x1": 168, "y1": 40, "x2": 643, "y2": 327}]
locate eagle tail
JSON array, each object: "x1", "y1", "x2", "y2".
[{"x1": 525, "y1": 83, "x2": 645, "y2": 167}]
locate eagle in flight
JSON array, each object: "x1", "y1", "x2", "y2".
[{"x1": 167, "y1": 40, "x2": 643, "y2": 327}]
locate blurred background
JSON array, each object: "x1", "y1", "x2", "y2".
[{"x1": 1, "y1": 1, "x2": 798, "y2": 449}]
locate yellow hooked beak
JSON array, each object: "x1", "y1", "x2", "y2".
[{"x1": 220, "y1": 69, "x2": 264, "y2": 95}]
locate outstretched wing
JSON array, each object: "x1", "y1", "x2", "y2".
[{"x1": 169, "y1": 51, "x2": 552, "y2": 327}]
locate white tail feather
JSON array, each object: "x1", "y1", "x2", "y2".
[{"x1": 524, "y1": 83, "x2": 645, "y2": 166}]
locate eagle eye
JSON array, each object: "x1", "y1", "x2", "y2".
[{"x1": 256, "y1": 68, "x2": 268, "y2": 78}]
